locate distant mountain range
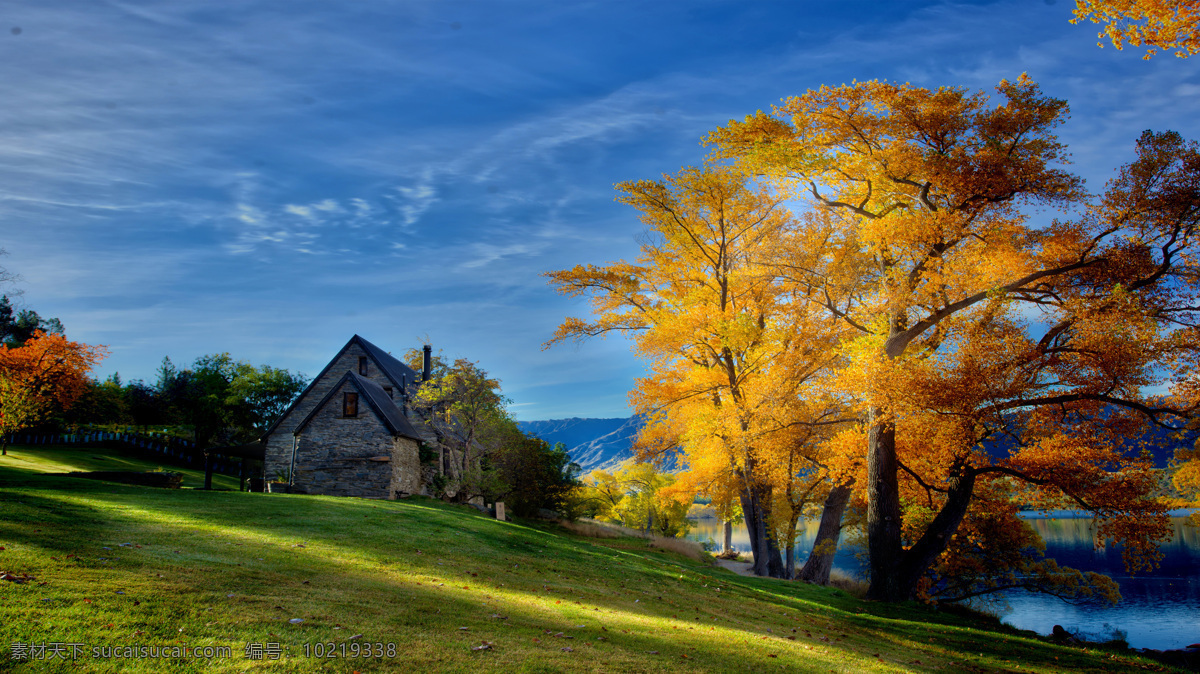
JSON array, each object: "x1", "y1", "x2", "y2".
[
  {"x1": 517, "y1": 417, "x2": 642, "y2": 473},
  {"x1": 518, "y1": 413, "x2": 1190, "y2": 476}
]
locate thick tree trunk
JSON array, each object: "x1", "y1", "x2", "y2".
[
  {"x1": 722, "y1": 519, "x2": 732, "y2": 554},
  {"x1": 203, "y1": 452, "x2": 214, "y2": 490},
  {"x1": 797, "y1": 481, "x2": 853, "y2": 585},
  {"x1": 740, "y1": 479, "x2": 785, "y2": 578},
  {"x1": 894, "y1": 470, "x2": 977, "y2": 597},
  {"x1": 785, "y1": 522, "x2": 797, "y2": 579},
  {"x1": 865, "y1": 408, "x2": 905, "y2": 601},
  {"x1": 864, "y1": 416, "x2": 981, "y2": 601}
]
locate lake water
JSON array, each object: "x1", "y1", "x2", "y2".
[{"x1": 686, "y1": 510, "x2": 1200, "y2": 650}]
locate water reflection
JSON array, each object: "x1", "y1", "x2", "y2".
[
  {"x1": 1004, "y1": 512, "x2": 1200, "y2": 651},
  {"x1": 686, "y1": 511, "x2": 1199, "y2": 650}
]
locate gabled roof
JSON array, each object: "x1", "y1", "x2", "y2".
[
  {"x1": 261, "y1": 334, "x2": 422, "y2": 439},
  {"x1": 292, "y1": 371, "x2": 423, "y2": 441},
  {"x1": 355, "y1": 335, "x2": 421, "y2": 390}
]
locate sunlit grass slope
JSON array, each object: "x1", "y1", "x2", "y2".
[
  {"x1": 0, "y1": 446, "x2": 1178, "y2": 673},
  {"x1": 0, "y1": 443, "x2": 240, "y2": 491}
]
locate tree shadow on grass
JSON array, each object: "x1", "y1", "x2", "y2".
[{"x1": 0, "y1": 475, "x2": 1159, "y2": 673}]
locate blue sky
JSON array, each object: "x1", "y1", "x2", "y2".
[{"x1": 1, "y1": 0, "x2": 1197, "y2": 421}]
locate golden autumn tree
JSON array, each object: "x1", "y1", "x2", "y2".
[
  {"x1": 1072, "y1": 0, "x2": 1200, "y2": 58},
  {"x1": 1172, "y1": 444, "x2": 1200, "y2": 525},
  {"x1": 709, "y1": 75, "x2": 1200, "y2": 601},
  {"x1": 546, "y1": 166, "x2": 854, "y2": 578},
  {"x1": 0, "y1": 331, "x2": 107, "y2": 455}
]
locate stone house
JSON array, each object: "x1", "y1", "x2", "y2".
[{"x1": 261, "y1": 335, "x2": 436, "y2": 498}]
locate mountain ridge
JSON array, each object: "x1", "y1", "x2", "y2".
[{"x1": 517, "y1": 416, "x2": 641, "y2": 473}]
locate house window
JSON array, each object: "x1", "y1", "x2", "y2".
[
  {"x1": 358, "y1": 356, "x2": 368, "y2": 375},
  {"x1": 343, "y1": 392, "x2": 358, "y2": 417}
]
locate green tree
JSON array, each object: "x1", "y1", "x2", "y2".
[
  {"x1": 227, "y1": 365, "x2": 308, "y2": 435},
  {"x1": 64, "y1": 375, "x2": 131, "y2": 426},
  {"x1": 410, "y1": 357, "x2": 511, "y2": 503},
  {"x1": 573, "y1": 469, "x2": 628, "y2": 520},
  {"x1": 582, "y1": 462, "x2": 693, "y2": 537},
  {"x1": 0, "y1": 295, "x2": 65, "y2": 347},
  {"x1": 488, "y1": 429, "x2": 581, "y2": 517},
  {"x1": 153, "y1": 354, "x2": 307, "y2": 488}
]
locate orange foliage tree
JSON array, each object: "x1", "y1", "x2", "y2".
[
  {"x1": 709, "y1": 75, "x2": 1200, "y2": 601},
  {"x1": 0, "y1": 331, "x2": 107, "y2": 455},
  {"x1": 1072, "y1": 0, "x2": 1200, "y2": 58},
  {"x1": 546, "y1": 166, "x2": 855, "y2": 578}
]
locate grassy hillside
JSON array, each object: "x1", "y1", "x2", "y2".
[
  {"x1": 0, "y1": 445, "x2": 1179, "y2": 673},
  {"x1": 0, "y1": 443, "x2": 241, "y2": 491}
]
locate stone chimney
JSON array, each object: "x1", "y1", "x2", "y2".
[{"x1": 422, "y1": 345, "x2": 432, "y2": 382}]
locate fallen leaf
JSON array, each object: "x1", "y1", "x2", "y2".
[
  {"x1": 348, "y1": 634, "x2": 363, "y2": 640},
  {"x1": 471, "y1": 641, "x2": 494, "y2": 652},
  {"x1": 288, "y1": 618, "x2": 304, "y2": 624},
  {"x1": 560, "y1": 647, "x2": 574, "y2": 652}
]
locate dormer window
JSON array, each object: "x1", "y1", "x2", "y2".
[
  {"x1": 358, "y1": 356, "x2": 369, "y2": 375},
  {"x1": 343, "y1": 392, "x2": 358, "y2": 417}
]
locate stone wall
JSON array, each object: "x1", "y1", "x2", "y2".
[
  {"x1": 290, "y1": 378, "x2": 396, "y2": 498},
  {"x1": 265, "y1": 341, "x2": 418, "y2": 483},
  {"x1": 389, "y1": 436, "x2": 421, "y2": 497}
]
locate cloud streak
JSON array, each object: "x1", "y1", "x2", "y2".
[{"x1": 2, "y1": 0, "x2": 1196, "y2": 420}]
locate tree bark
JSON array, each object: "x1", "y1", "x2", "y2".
[
  {"x1": 894, "y1": 470, "x2": 977, "y2": 597},
  {"x1": 740, "y1": 477, "x2": 785, "y2": 578},
  {"x1": 203, "y1": 451, "x2": 214, "y2": 490},
  {"x1": 785, "y1": 523, "x2": 796, "y2": 579},
  {"x1": 797, "y1": 481, "x2": 853, "y2": 585},
  {"x1": 865, "y1": 408, "x2": 904, "y2": 601},
  {"x1": 722, "y1": 519, "x2": 732, "y2": 555}
]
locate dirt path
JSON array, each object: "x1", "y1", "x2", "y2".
[{"x1": 714, "y1": 558, "x2": 755, "y2": 576}]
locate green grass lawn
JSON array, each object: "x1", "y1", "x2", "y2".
[
  {"x1": 0, "y1": 445, "x2": 1179, "y2": 673},
  {"x1": 0, "y1": 443, "x2": 241, "y2": 491}
]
